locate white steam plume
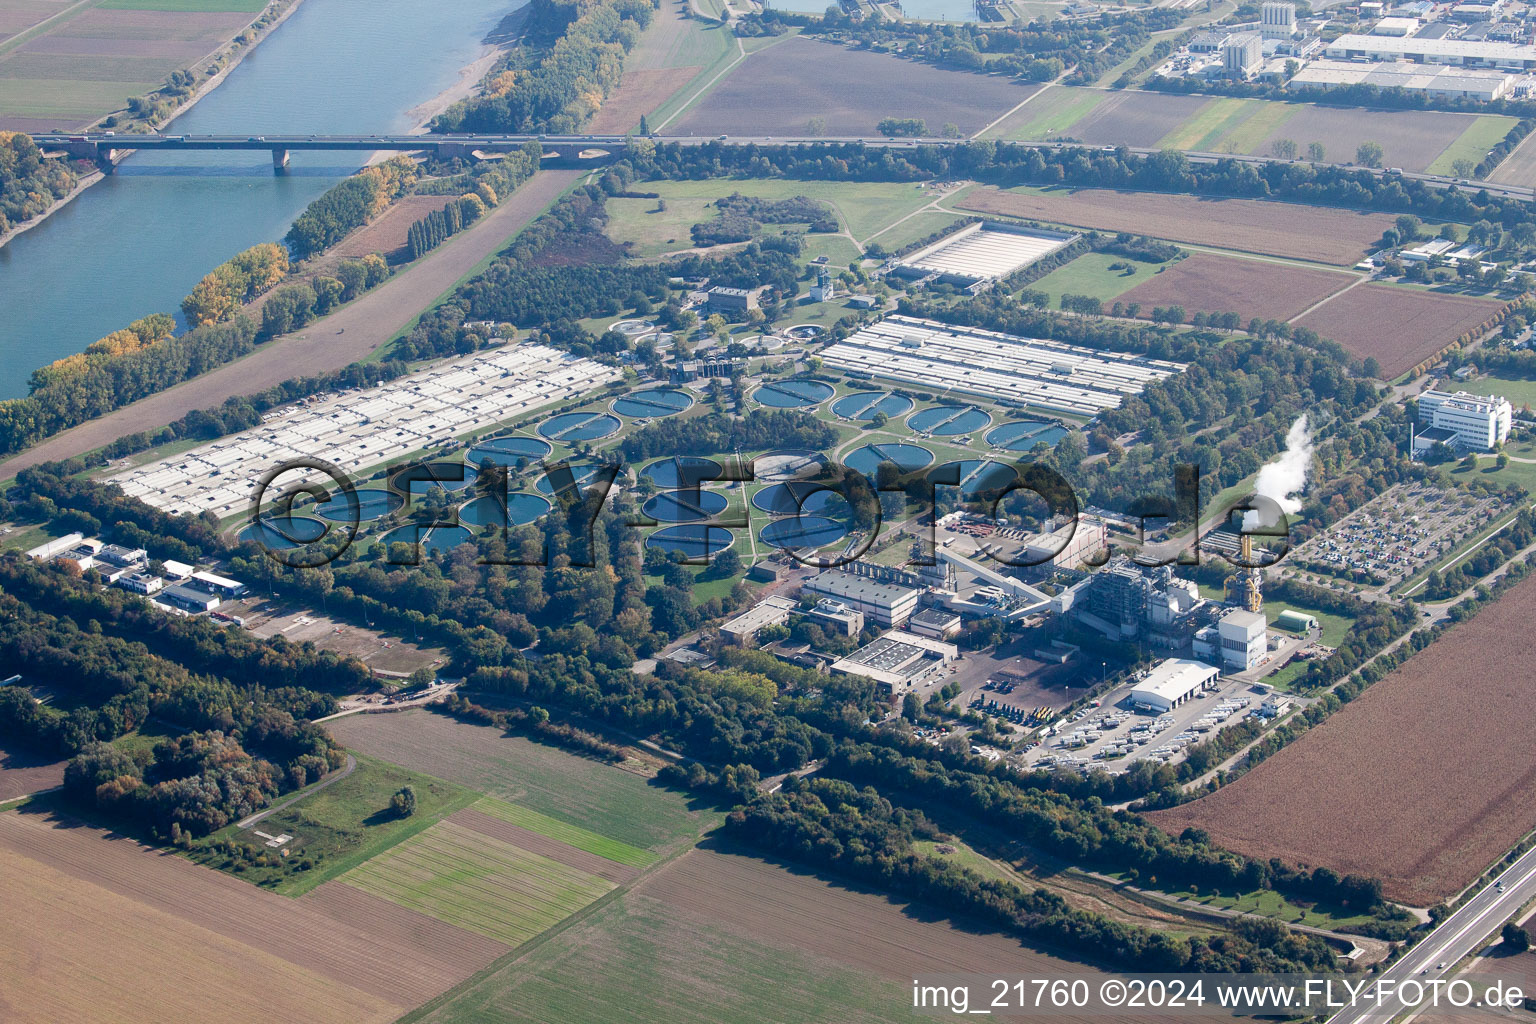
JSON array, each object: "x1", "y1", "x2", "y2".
[{"x1": 1243, "y1": 415, "x2": 1312, "y2": 531}]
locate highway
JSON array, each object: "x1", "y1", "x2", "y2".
[
  {"x1": 29, "y1": 131, "x2": 1536, "y2": 202},
  {"x1": 1327, "y1": 842, "x2": 1536, "y2": 1024}
]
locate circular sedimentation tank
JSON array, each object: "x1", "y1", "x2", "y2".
[
  {"x1": 843, "y1": 442, "x2": 934, "y2": 477},
  {"x1": 381, "y1": 524, "x2": 475, "y2": 557},
  {"x1": 928, "y1": 460, "x2": 1019, "y2": 498},
  {"x1": 391, "y1": 462, "x2": 479, "y2": 495},
  {"x1": 611, "y1": 318, "x2": 655, "y2": 337},
  {"x1": 465, "y1": 435, "x2": 553, "y2": 467},
  {"x1": 534, "y1": 463, "x2": 607, "y2": 496},
  {"x1": 643, "y1": 489, "x2": 730, "y2": 523},
  {"x1": 645, "y1": 525, "x2": 734, "y2": 558},
  {"x1": 753, "y1": 448, "x2": 827, "y2": 482},
  {"x1": 538, "y1": 411, "x2": 622, "y2": 442},
  {"x1": 785, "y1": 324, "x2": 824, "y2": 341},
  {"x1": 987, "y1": 419, "x2": 1069, "y2": 451},
  {"x1": 458, "y1": 492, "x2": 551, "y2": 528},
  {"x1": 613, "y1": 388, "x2": 694, "y2": 419},
  {"x1": 641, "y1": 456, "x2": 724, "y2": 489},
  {"x1": 831, "y1": 390, "x2": 914, "y2": 422},
  {"x1": 760, "y1": 515, "x2": 847, "y2": 550},
  {"x1": 752, "y1": 378, "x2": 834, "y2": 409},
  {"x1": 752, "y1": 481, "x2": 846, "y2": 516},
  {"x1": 238, "y1": 515, "x2": 327, "y2": 549},
  {"x1": 313, "y1": 488, "x2": 401, "y2": 522},
  {"x1": 908, "y1": 404, "x2": 992, "y2": 436}
]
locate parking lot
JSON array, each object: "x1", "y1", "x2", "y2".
[
  {"x1": 1015, "y1": 675, "x2": 1291, "y2": 775},
  {"x1": 1289, "y1": 482, "x2": 1509, "y2": 588}
]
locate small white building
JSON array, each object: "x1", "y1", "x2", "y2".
[
  {"x1": 1415, "y1": 389, "x2": 1512, "y2": 453},
  {"x1": 831, "y1": 630, "x2": 959, "y2": 697},
  {"x1": 116, "y1": 572, "x2": 164, "y2": 596},
  {"x1": 1371, "y1": 15, "x2": 1420, "y2": 34},
  {"x1": 24, "y1": 532, "x2": 84, "y2": 561},
  {"x1": 801, "y1": 599, "x2": 865, "y2": 636},
  {"x1": 907, "y1": 607, "x2": 962, "y2": 640},
  {"x1": 1127, "y1": 658, "x2": 1221, "y2": 713},
  {"x1": 1218, "y1": 609, "x2": 1268, "y2": 671}
]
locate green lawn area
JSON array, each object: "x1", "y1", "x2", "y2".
[
  {"x1": 0, "y1": 78, "x2": 158, "y2": 119},
  {"x1": 982, "y1": 84, "x2": 1106, "y2": 141},
  {"x1": 1427, "y1": 115, "x2": 1519, "y2": 176},
  {"x1": 604, "y1": 178, "x2": 937, "y2": 256},
  {"x1": 472, "y1": 797, "x2": 654, "y2": 868},
  {"x1": 865, "y1": 210, "x2": 965, "y2": 253},
  {"x1": 1028, "y1": 250, "x2": 1165, "y2": 304},
  {"x1": 401, "y1": 891, "x2": 921, "y2": 1024},
  {"x1": 326, "y1": 711, "x2": 715, "y2": 852},
  {"x1": 1449, "y1": 452, "x2": 1536, "y2": 493},
  {"x1": 1158, "y1": 98, "x2": 1262, "y2": 152},
  {"x1": 1150, "y1": 882, "x2": 1380, "y2": 931},
  {"x1": 184, "y1": 753, "x2": 478, "y2": 896},
  {"x1": 342, "y1": 818, "x2": 615, "y2": 946},
  {"x1": 647, "y1": 24, "x2": 738, "y2": 128},
  {"x1": 1454, "y1": 372, "x2": 1536, "y2": 412},
  {"x1": 1264, "y1": 598, "x2": 1355, "y2": 647}
]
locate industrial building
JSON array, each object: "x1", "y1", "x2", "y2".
[
  {"x1": 705, "y1": 286, "x2": 761, "y2": 314},
  {"x1": 820, "y1": 316, "x2": 1187, "y2": 418},
  {"x1": 189, "y1": 571, "x2": 247, "y2": 599},
  {"x1": 1261, "y1": 0, "x2": 1295, "y2": 37},
  {"x1": 1127, "y1": 658, "x2": 1221, "y2": 713},
  {"x1": 1413, "y1": 389, "x2": 1512, "y2": 453},
  {"x1": 1323, "y1": 33, "x2": 1536, "y2": 69},
  {"x1": 1224, "y1": 33, "x2": 1264, "y2": 77},
  {"x1": 1217, "y1": 609, "x2": 1267, "y2": 671},
  {"x1": 1019, "y1": 514, "x2": 1109, "y2": 571},
  {"x1": 802, "y1": 569, "x2": 922, "y2": 628},
  {"x1": 1286, "y1": 59, "x2": 1514, "y2": 100},
  {"x1": 159, "y1": 584, "x2": 221, "y2": 614},
  {"x1": 830, "y1": 630, "x2": 959, "y2": 696},
  {"x1": 1274, "y1": 609, "x2": 1318, "y2": 633},
  {"x1": 907, "y1": 607, "x2": 962, "y2": 640},
  {"x1": 1069, "y1": 559, "x2": 1208, "y2": 645},
  {"x1": 116, "y1": 572, "x2": 164, "y2": 596},
  {"x1": 719, "y1": 596, "x2": 797, "y2": 646},
  {"x1": 107, "y1": 344, "x2": 619, "y2": 519},
  {"x1": 888, "y1": 223, "x2": 1076, "y2": 293},
  {"x1": 801, "y1": 598, "x2": 865, "y2": 636}
]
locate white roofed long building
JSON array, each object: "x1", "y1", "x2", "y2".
[
  {"x1": 106, "y1": 343, "x2": 619, "y2": 519},
  {"x1": 820, "y1": 316, "x2": 1186, "y2": 418}
]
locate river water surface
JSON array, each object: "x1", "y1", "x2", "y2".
[{"x1": 0, "y1": 0, "x2": 518, "y2": 399}]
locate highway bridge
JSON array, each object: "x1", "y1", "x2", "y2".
[{"x1": 30, "y1": 131, "x2": 1536, "y2": 202}]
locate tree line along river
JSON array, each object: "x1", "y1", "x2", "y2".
[{"x1": 0, "y1": 0, "x2": 520, "y2": 401}]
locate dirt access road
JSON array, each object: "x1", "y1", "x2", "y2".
[{"x1": 0, "y1": 168, "x2": 581, "y2": 481}]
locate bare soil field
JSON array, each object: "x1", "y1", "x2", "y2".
[
  {"x1": 1116, "y1": 253, "x2": 1352, "y2": 322},
  {"x1": 0, "y1": 742, "x2": 64, "y2": 802},
  {"x1": 232, "y1": 595, "x2": 445, "y2": 676},
  {"x1": 0, "y1": 0, "x2": 71, "y2": 46},
  {"x1": 1490, "y1": 133, "x2": 1536, "y2": 187},
  {"x1": 333, "y1": 195, "x2": 453, "y2": 260},
  {"x1": 0, "y1": 168, "x2": 582, "y2": 480},
  {"x1": 588, "y1": 67, "x2": 699, "y2": 134},
  {"x1": 1065, "y1": 90, "x2": 1209, "y2": 149},
  {"x1": 0, "y1": 839, "x2": 399, "y2": 1024},
  {"x1": 1147, "y1": 573, "x2": 1536, "y2": 906},
  {"x1": 1294, "y1": 283, "x2": 1502, "y2": 378},
  {"x1": 450, "y1": 806, "x2": 643, "y2": 884},
  {"x1": 955, "y1": 186, "x2": 1394, "y2": 265},
  {"x1": 1247, "y1": 105, "x2": 1475, "y2": 173},
  {"x1": 668, "y1": 37, "x2": 1037, "y2": 138},
  {"x1": 0, "y1": 807, "x2": 508, "y2": 1008}
]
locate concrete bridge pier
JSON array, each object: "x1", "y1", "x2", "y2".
[{"x1": 271, "y1": 148, "x2": 290, "y2": 173}]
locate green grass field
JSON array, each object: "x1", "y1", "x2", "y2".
[
  {"x1": 0, "y1": 78, "x2": 157, "y2": 119},
  {"x1": 983, "y1": 85, "x2": 1106, "y2": 141},
  {"x1": 472, "y1": 797, "x2": 655, "y2": 868},
  {"x1": 326, "y1": 711, "x2": 715, "y2": 851},
  {"x1": 185, "y1": 753, "x2": 478, "y2": 896},
  {"x1": 1264, "y1": 597, "x2": 1355, "y2": 647},
  {"x1": 1454, "y1": 372, "x2": 1536, "y2": 410},
  {"x1": 401, "y1": 892, "x2": 920, "y2": 1024},
  {"x1": 604, "y1": 178, "x2": 937, "y2": 255},
  {"x1": 865, "y1": 210, "x2": 965, "y2": 253},
  {"x1": 1158, "y1": 98, "x2": 1275, "y2": 153},
  {"x1": 1028, "y1": 250, "x2": 1166, "y2": 304},
  {"x1": 1426, "y1": 114, "x2": 1519, "y2": 176},
  {"x1": 342, "y1": 818, "x2": 615, "y2": 946},
  {"x1": 98, "y1": 0, "x2": 269, "y2": 11},
  {"x1": 1145, "y1": 881, "x2": 1380, "y2": 931}
]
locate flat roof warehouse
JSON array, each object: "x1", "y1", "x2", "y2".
[
  {"x1": 890, "y1": 222, "x2": 1077, "y2": 293},
  {"x1": 107, "y1": 344, "x2": 619, "y2": 519},
  {"x1": 821, "y1": 316, "x2": 1187, "y2": 418}
]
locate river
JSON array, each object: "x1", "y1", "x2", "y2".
[{"x1": 0, "y1": 0, "x2": 519, "y2": 400}]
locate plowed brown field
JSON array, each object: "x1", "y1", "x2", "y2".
[
  {"x1": 0, "y1": 743, "x2": 63, "y2": 802},
  {"x1": 333, "y1": 195, "x2": 453, "y2": 259},
  {"x1": 0, "y1": 808, "x2": 508, "y2": 1015},
  {"x1": 450, "y1": 806, "x2": 642, "y2": 884},
  {"x1": 1293, "y1": 283, "x2": 1502, "y2": 377},
  {"x1": 956, "y1": 187, "x2": 1394, "y2": 265},
  {"x1": 1117, "y1": 253, "x2": 1353, "y2": 322},
  {"x1": 1147, "y1": 573, "x2": 1536, "y2": 906}
]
